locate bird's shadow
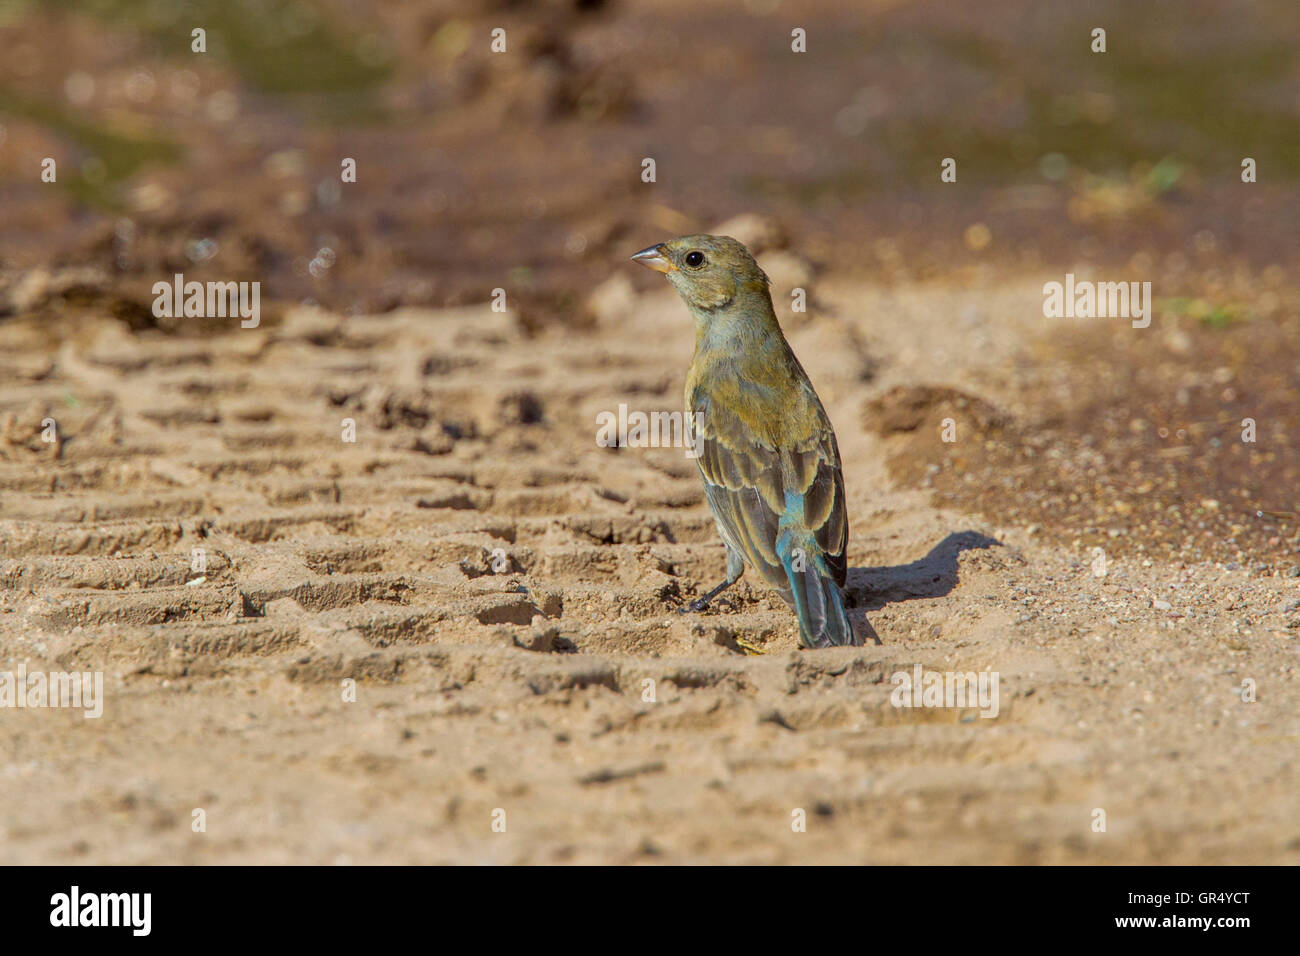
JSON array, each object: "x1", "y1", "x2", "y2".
[{"x1": 844, "y1": 531, "x2": 1003, "y2": 645}]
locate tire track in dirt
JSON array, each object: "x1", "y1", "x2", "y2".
[{"x1": 1, "y1": 281, "x2": 1296, "y2": 863}]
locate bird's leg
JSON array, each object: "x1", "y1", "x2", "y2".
[
  {"x1": 681, "y1": 577, "x2": 734, "y2": 613},
  {"x1": 679, "y1": 547, "x2": 745, "y2": 613}
]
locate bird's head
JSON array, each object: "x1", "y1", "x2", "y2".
[{"x1": 630, "y1": 234, "x2": 769, "y2": 313}]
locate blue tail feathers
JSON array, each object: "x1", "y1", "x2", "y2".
[{"x1": 777, "y1": 530, "x2": 858, "y2": 648}]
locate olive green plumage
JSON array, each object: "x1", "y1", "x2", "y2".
[{"x1": 631, "y1": 234, "x2": 857, "y2": 648}]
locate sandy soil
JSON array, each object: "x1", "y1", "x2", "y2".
[{"x1": 1, "y1": 258, "x2": 1296, "y2": 864}]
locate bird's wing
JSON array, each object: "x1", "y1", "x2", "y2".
[{"x1": 689, "y1": 382, "x2": 847, "y2": 594}]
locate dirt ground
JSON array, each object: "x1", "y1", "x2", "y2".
[{"x1": 1, "y1": 256, "x2": 1296, "y2": 864}]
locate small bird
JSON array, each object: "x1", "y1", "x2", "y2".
[{"x1": 631, "y1": 234, "x2": 858, "y2": 648}]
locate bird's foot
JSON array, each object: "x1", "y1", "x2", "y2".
[
  {"x1": 676, "y1": 576, "x2": 740, "y2": 614},
  {"x1": 733, "y1": 635, "x2": 766, "y2": 656}
]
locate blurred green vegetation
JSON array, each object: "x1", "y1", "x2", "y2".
[
  {"x1": 1160, "y1": 297, "x2": 1252, "y2": 328},
  {"x1": 0, "y1": 88, "x2": 181, "y2": 208},
  {"x1": 752, "y1": 9, "x2": 1300, "y2": 199},
  {"x1": 39, "y1": 0, "x2": 393, "y2": 95},
  {"x1": 2, "y1": 0, "x2": 396, "y2": 206}
]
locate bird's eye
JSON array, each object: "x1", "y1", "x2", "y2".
[{"x1": 684, "y1": 250, "x2": 706, "y2": 268}]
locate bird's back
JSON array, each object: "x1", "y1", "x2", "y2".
[{"x1": 687, "y1": 327, "x2": 849, "y2": 597}]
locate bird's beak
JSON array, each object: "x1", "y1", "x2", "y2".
[{"x1": 630, "y1": 243, "x2": 675, "y2": 273}]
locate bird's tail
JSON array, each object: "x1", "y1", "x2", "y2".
[{"x1": 778, "y1": 532, "x2": 858, "y2": 648}]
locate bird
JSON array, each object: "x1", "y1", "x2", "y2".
[{"x1": 631, "y1": 234, "x2": 858, "y2": 648}]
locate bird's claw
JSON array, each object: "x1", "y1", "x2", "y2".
[{"x1": 678, "y1": 597, "x2": 711, "y2": 614}]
